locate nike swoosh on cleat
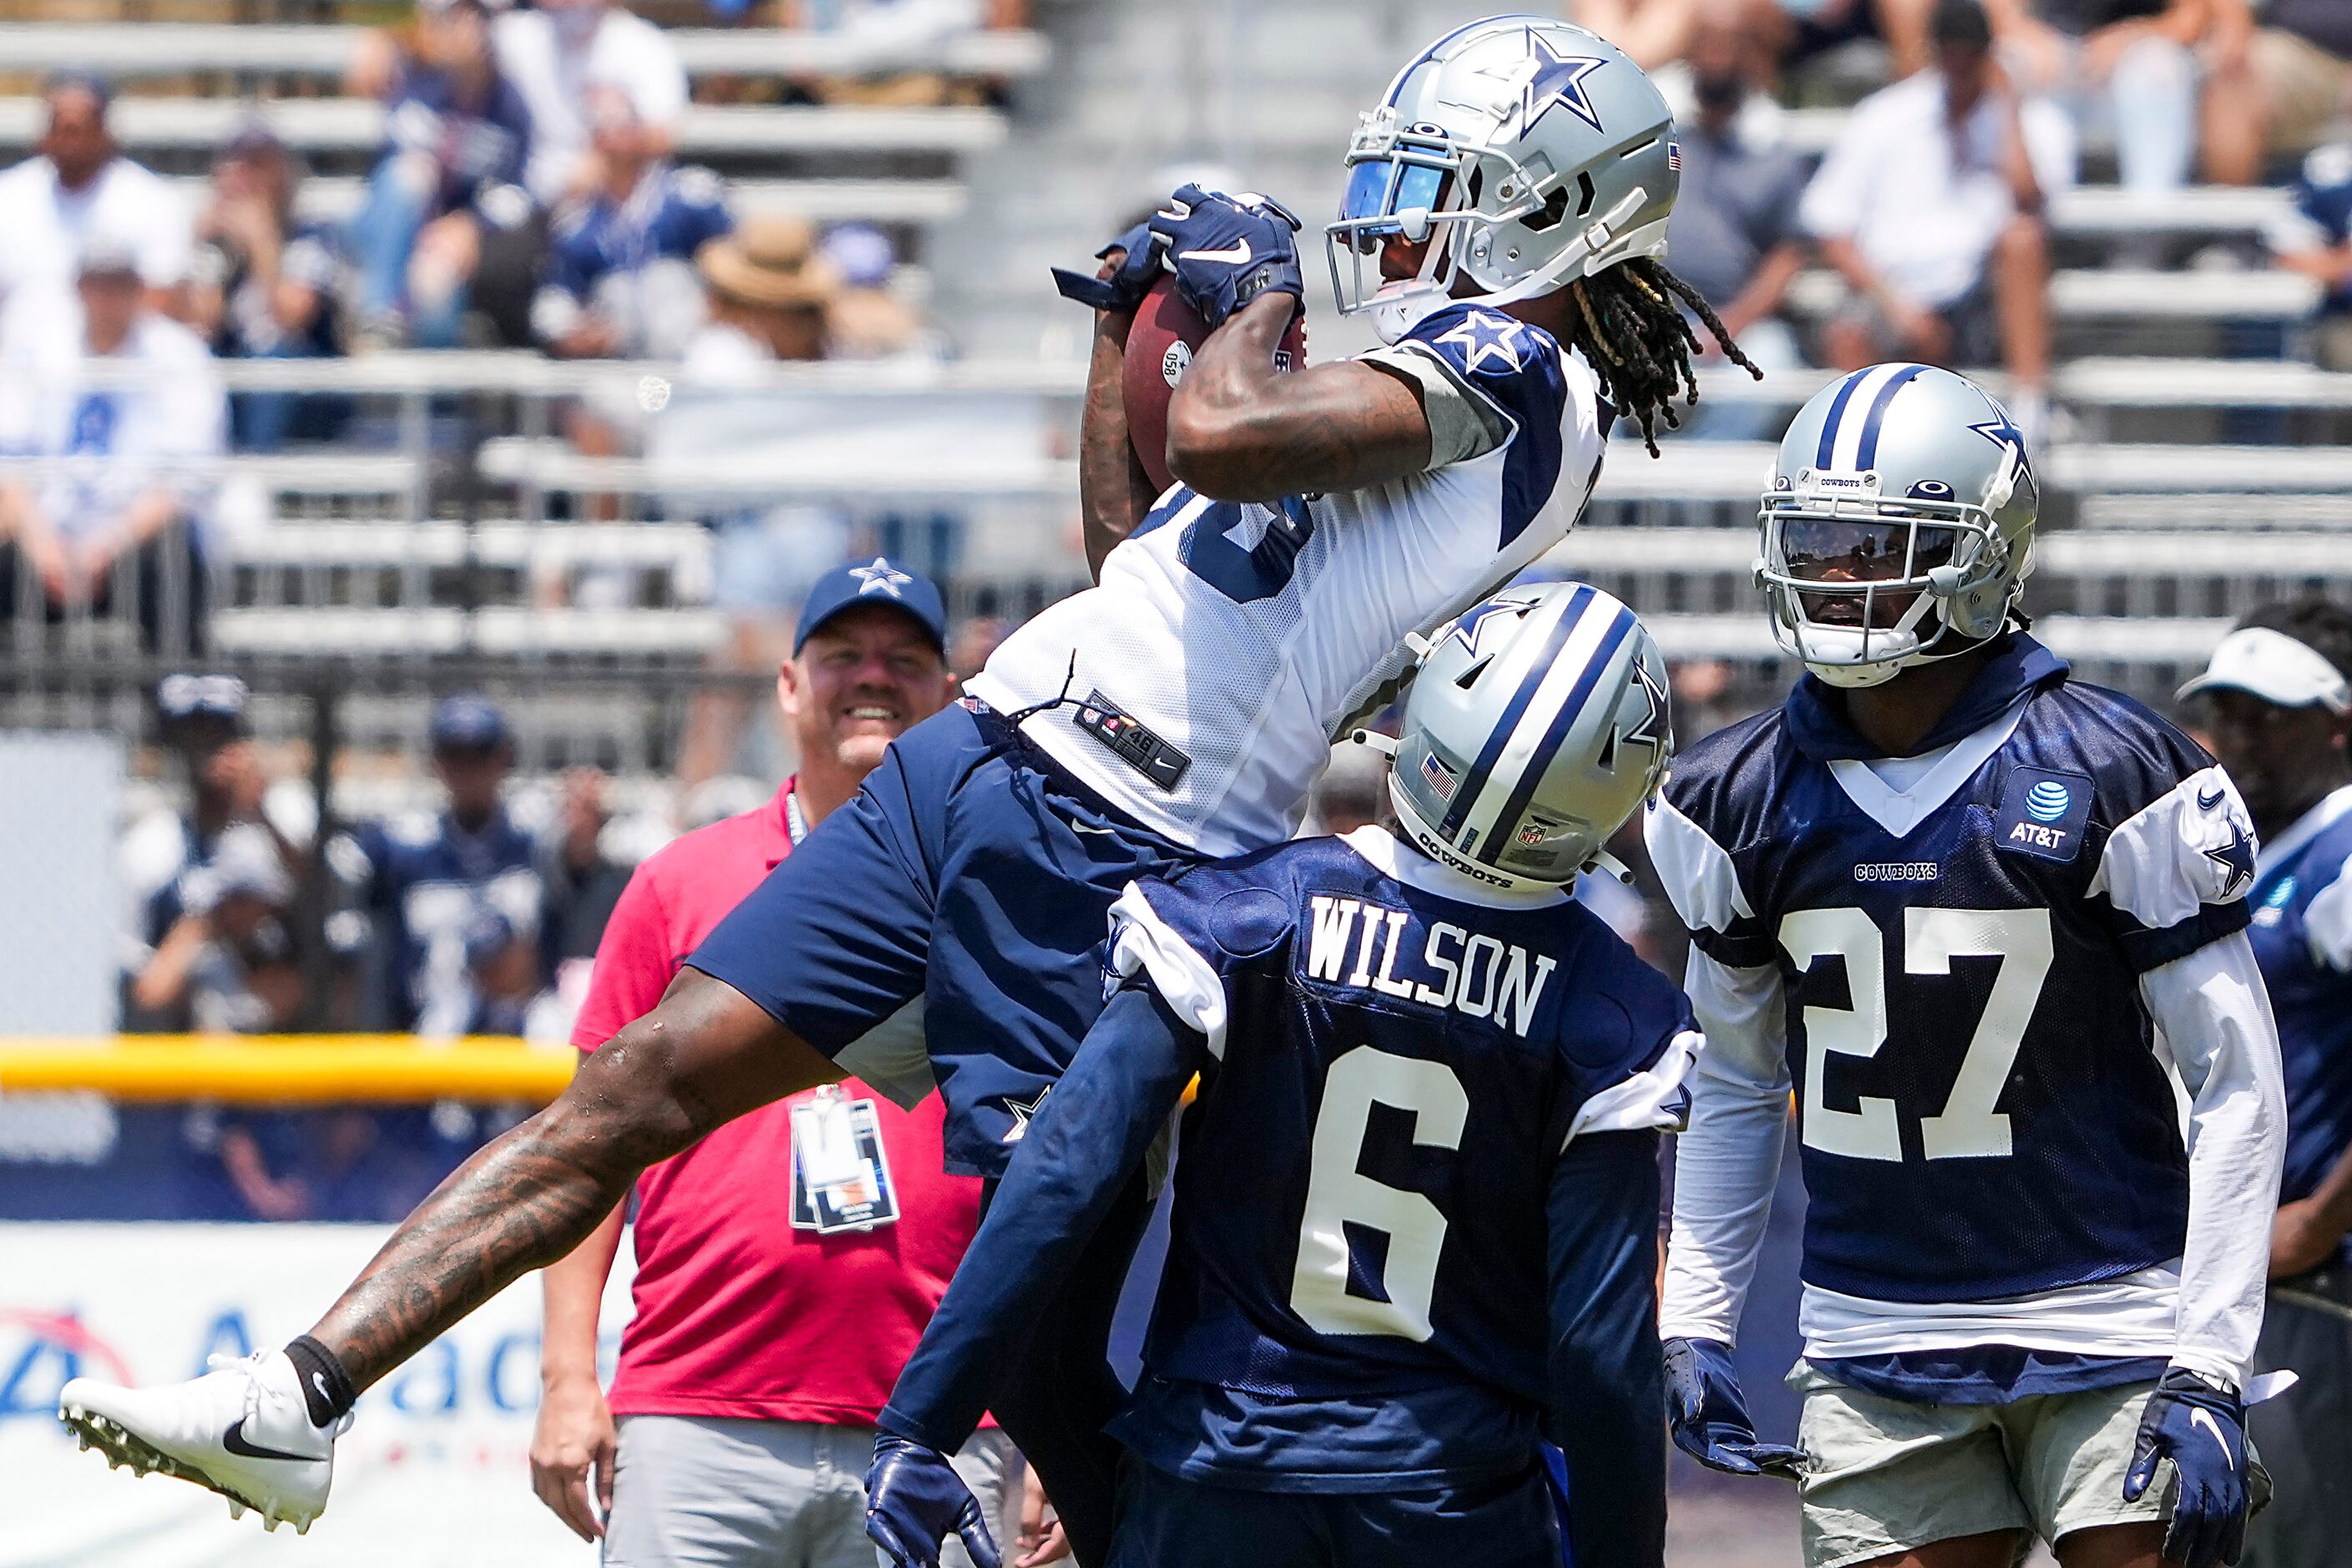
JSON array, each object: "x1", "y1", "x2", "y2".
[
  {"x1": 223, "y1": 1419, "x2": 311, "y2": 1464},
  {"x1": 2197, "y1": 786, "x2": 2225, "y2": 812},
  {"x1": 1177, "y1": 240, "x2": 1252, "y2": 266},
  {"x1": 2189, "y1": 1407, "x2": 2235, "y2": 1471}
]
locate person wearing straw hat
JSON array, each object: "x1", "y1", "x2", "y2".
[
  {"x1": 670, "y1": 215, "x2": 855, "y2": 790},
  {"x1": 689, "y1": 215, "x2": 842, "y2": 369},
  {"x1": 2179, "y1": 600, "x2": 2352, "y2": 1568}
]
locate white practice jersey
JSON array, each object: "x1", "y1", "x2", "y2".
[{"x1": 969, "y1": 302, "x2": 1607, "y2": 857}]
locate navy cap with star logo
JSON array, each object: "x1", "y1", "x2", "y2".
[{"x1": 793, "y1": 556, "x2": 949, "y2": 657}]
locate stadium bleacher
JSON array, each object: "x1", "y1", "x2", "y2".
[{"x1": 0, "y1": 0, "x2": 2340, "y2": 773}]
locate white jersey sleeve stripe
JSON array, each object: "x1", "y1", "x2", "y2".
[
  {"x1": 1641, "y1": 793, "x2": 1756, "y2": 935},
  {"x1": 2089, "y1": 765, "x2": 2258, "y2": 933},
  {"x1": 1108, "y1": 882, "x2": 1231, "y2": 1060},
  {"x1": 1565, "y1": 1028, "x2": 1702, "y2": 1146}
]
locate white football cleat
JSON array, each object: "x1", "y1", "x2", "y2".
[{"x1": 58, "y1": 1348, "x2": 350, "y2": 1533}]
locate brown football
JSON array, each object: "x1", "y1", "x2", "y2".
[{"x1": 1121, "y1": 276, "x2": 1308, "y2": 493}]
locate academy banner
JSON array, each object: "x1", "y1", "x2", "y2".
[{"x1": 1, "y1": 1222, "x2": 635, "y2": 1568}]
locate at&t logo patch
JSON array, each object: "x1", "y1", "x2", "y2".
[{"x1": 1995, "y1": 766, "x2": 2093, "y2": 862}]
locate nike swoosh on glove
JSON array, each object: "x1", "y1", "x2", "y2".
[
  {"x1": 1050, "y1": 222, "x2": 1164, "y2": 313},
  {"x1": 2124, "y1": 1368, "x2": 2251, "y2": 1568},
  {"x1": 1663, "y1": 1337, "x2": 1806, "y2": 1480},
  {"x1": 1147, "y1": 184, "x2": 1305, "y2": 329},
  {"x1": 865, "y1": 1434, "x2": 1001, "y2": 1568}
]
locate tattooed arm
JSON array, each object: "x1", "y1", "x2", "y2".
[
  {"x1": 306, "y1": 967, "x2": 838, "y2": 1390},
  {"x1": 1166, "y1": 293, "x2": 1432, "y2": 503},
  {"x1": 1078, "y1": 253, "x2": 1161, "y2": 582}
]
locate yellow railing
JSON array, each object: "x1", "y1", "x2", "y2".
[{"x1": 0, "y1": 1035, "x2": 577, "y2": 1103}]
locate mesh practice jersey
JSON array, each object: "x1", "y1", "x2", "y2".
[{"x1": 968, "y1": 302, "x2": 1608, "y2": 857}]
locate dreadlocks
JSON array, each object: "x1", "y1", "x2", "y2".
[{"x1": 1561, "y1": 257, "x2": 1760, "y2": 458}]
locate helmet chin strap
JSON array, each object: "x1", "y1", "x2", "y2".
[{"x1": 1364, "y1": 185, "x2": 1652, "y2": 343}]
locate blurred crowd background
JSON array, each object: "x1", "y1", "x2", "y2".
[{"x1": 3, "y1": 3, "x2": 2352, "y2": 1556}]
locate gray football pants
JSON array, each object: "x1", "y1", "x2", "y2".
[{"x1": 601, "y1": 1415, "x2": 1020, "y2": 1568}]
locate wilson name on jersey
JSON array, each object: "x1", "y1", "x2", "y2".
[
  {"x1": 1105, "y1": 826, "x2": 1696, "y2": 1481},
  {"x1": 1646, "y1": 638, "x2": 2257, "y2": 1303},
  {"x1": 968, "y1": 303, "x2": 1608, "y2": 857}
]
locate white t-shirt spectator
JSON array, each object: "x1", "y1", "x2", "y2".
[
  {"x1": 1799, "y1": 72, "x2": 2071, "y2": 308},
  {"x1": 0, "y1": 156, "x2": 193, "y2": 316},
  {"x1": 0, "y1": 302, "x2": 224, "y2": 541},
  {"x1": 494, "y1": 8, "x2": 689, "y2": 205}
]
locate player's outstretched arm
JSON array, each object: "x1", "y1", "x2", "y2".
[
  {"x1": 1166, "y1": 293, "x2": 1432, "y2": 503},
  {"x1": 1544, "y1": 1130, "x2": 1669, "y2": 1568},
  {"x1": 878, "y1": 981, "x2": 1205, "y2": 1451},
  {"x1": 306, "y1": 968, "x2": 839, "y2": 1393}
]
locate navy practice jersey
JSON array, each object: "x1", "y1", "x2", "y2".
[
  {"x1": 1646, "y1": 635, "x2": 2257, "y2": 1304},
  {"x1": 343, "y1": 808, "x2": 543, "y2": 1036},
  {"x1": 2246, "y1": 787, "x2": 2352, "y2": 1241},
  {"x1": 1104, "y1": 827, "x2": 1695, "y2": 1486}
]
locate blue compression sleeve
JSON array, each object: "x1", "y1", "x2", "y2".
[
  {"x1": 879, "y1": 981, "x2": 1206, "y2": 1450},
  {"x1": 1545, "y1": 1129, "x2": 1668, "y2": 1568}
]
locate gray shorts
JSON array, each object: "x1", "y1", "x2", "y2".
[
  {"x1": 1788, "y1": 1361, "x2": 2170, "y2": 1568},
  {"x1": 602, "y1": 1414, "x2": 1019, "y2": 1568}
]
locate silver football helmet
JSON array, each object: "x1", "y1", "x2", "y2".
[
  {"x1": 1327, "y1": 15, "x2": 1680, "y2": 343},
  {"x1": 1758, "y1": 363, "x2": 2041, "y2": 689},
  {"x1": 1380, "y1": 581, "x2": 1672, "y2": 889}
]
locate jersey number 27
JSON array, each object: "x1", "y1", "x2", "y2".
[
  {"x1": 1781, "y1": 907, "x2": 2054, "y2": 1162},
  {"x1": 1288, "y1": 1046, "x2": 1467, "y2": 1342}
]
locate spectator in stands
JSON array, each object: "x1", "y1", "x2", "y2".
[
  {"x1": 1801, "y1": 0, "x2": 2069, "y2": 438},
  {"x1": 534, "y1": 86, "x2": 732, "y2": 362},
  {"x1": 1577, "y1": 0, "x2": 1935, "y2": 81},
  {"x1": 529, "y1": 559, "x2": 1036, "y2": 1568},
  {"x1": 1662, "y1": 4, "x2": 1813, "y2": 438},
  {"x1": 190, "y1": 122, "x2": 348, "y2": 452},
  {"x1": 119, "y1": 675, "x2": 311, "y2": 1027},
  {"x1": 780, "y1": 0, "x2": 1019, "y2": 104},
  {"x1": 0, "y1": 72, "x2": 191, "y2": 328},
  {"x1": 342, "y1": 695, "x2": 542, "y2": 1037},
  {"x1": 1985, "y1": 0, "x2": 2203, "y2": 192},
  {"x1": 671, "y1": 215, "x2": 852, "y2": 790},
  {"x1": 496, "y1": 0, "x2": 688, "y2": 208},
  {"x1": 130, "y1": 823, "x2": 301, "y2": 1035},
  {"x1": 0, "y1": 240, "x2": 225, "y2": 656},
  {"x1": 349, "y1": 0, "x2": 536, "y2": 350},
  {"x1": 2203, "y1": 0, "x2": 2352, "y2": 186},
  {"x1": 820, "y1": 221, "x2": 933, "y2": 361},
  {"x1": 2268, "y1": 142, "x2": 2352, "y2": 371}
]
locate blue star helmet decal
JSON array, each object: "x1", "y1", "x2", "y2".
[
  {"x1": 1621, "y1": 656, "x2": 1669, "y2": 752},
  {"x1": 2204, "y1": 822, "x2": 2256, "y2": 900},
  {"x1": 848, "y1": 557, "x2": 914, "y2": 599},
  {"x1": 1519, "y1": 27, "x2": 1609, "y2": 134},
  {"x1": 1436, "y1": 310, "x2": 1528, "y2": 373},
  {"x1": 1444, "y1": 592, "x2": 1536, "y2": 656},
  {"x1": 1966, "y1": 402, "x2": 2035, "y2": 483}
]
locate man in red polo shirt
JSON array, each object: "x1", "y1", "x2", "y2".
[{"x1": 529, "y1": 558, "x2": 1026, "y2": 1568}]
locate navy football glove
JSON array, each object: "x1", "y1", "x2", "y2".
[
  {"x1": 1050, "y1": 222, "x2": 1164, "y2": 313},
  {"x1": 1664, "y1": 1337, "x2": 1805, "y2": 1480},
  {"x1": 2123, "y1": 1368, "x2": 2251, "y2": 1568},
  {"x1": 865, "y1": 1434, "x2": 1000, "y2": 1568},
  {"x1": 1148, "y1": 184, "x2": 1305, "y2": 330}
]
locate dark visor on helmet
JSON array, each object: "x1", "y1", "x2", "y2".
[
  {"x1": 1778, "y1": 517, "x2": 1961, "y2": 584},
  {"x1": 1338, "y1": 152, "x2": 1454, "y2": 252}
]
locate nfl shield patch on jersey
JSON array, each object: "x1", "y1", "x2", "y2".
[{"x1": 1995, "y1": 766, "x2": 2094, "y2": 862}]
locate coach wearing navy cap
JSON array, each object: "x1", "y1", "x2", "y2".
[{"x1": 530, "y1": 556, "x2": 1039, "y2": 1568}]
